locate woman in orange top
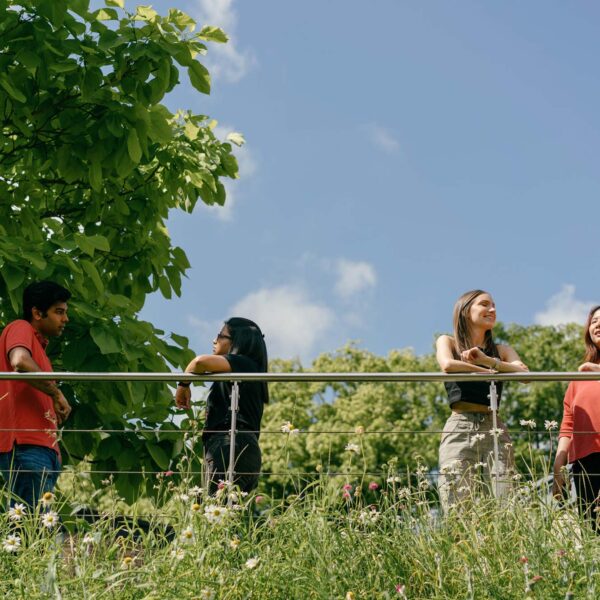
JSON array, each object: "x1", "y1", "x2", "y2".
[{"x1": 553, "y1": 304, "x2": 600, "y2": 529}]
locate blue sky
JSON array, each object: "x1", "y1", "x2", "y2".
[{"x1": 140, "y1": 0, "x2": 600, "y2": 362}]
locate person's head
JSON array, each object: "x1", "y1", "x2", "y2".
[
  {"x1": 22, "y1": 281, "x2": 71, "y2": 338},
  {"x1": 583, "y1": 305, "x2": 600, "y2": 364},
  {"x1": 452, "y1": 289, "x2": 498, "y2": 355},
  {"x1": 213, "y1": 317, "x2": 268, "y2": 372}
]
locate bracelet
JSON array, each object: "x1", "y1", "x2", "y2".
[
  {"x1": 492, "y1": 358, "x2": 500, "y2": 370},
  {"x1": 177, "y1": 382, "x2": 191, "y2": 388}
]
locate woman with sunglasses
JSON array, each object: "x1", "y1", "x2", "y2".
[
  {"x1": 436, "y1": 289, "x2": 528, "y2": 511},
  {"x1": 553, "y1": 305, "x2": 600, "y2": 530},
  {"x1": 175, "y1": 317, "x2": 268, "y2": 494}
]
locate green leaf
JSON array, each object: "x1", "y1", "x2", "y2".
[
  {"x1": 0, "y1": 74, "x2": 26, "y2": 103},
  {"x1": 198, "y1": 26, "x2": 228, "y2": 43},
  {"x1": 16, "y1": 49, "x2": 41, "y2": 72},
  {"x1": 75, "y1": 233, "x2": 95, "y2": 257},
  {"x1": 69, "y1": 300, "x2": 104, "y2": 319},
  {"x1": 226, "y1": 132, "x2": 245, "y2": 147},
  {"x1": 90, "y1": 325, "x2": 122, "y2": 354},
  {"x1": 188, "y1": 60, "x2": 211, "y2": 94},
  {"x1": 94, "y1": 8, "x2": 119, "y2": 20},
  {"x1": 127, "y1": 128, "x2": 142, "y2": 163},
  {"x1": 89, "y1": 159, "x2": 102, "y2": 192},
  {"x1": 80, "y1": 260, "x2": 104, "y2": 294},
  {"x1": 106, "y1": 0, "x2": 124, "y2": 8},
  {"x1": 1, "y1": 264, "x2": 26, "y2": 291},
  {"x1": 170, "y1": 332, "x2": 189, "y2": 347},
  {"x1": 148, "y1": 107, "x2": 173, "y2": 143},
  {"x1": 158, "y1": 275, "x2": 172, "y2": 299},
  {"x1": 169, "y1": 9, "x2": 196, "y2": 31},
  {"x1": 147, "y1": 443, "x2": 170, "y2": 470},
  {"x1": 87, "y1": 235, "x2": 110, "y2": 252},
  {"x1": 20, "y1": 250, "x2": 47, "y2": 270},
  {"x1": 135, "y1": 6, "x2": 158, "y2": 21}
]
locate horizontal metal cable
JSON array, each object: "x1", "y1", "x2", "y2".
[
  {"x1": 0, "y1": 427, "x2": 579, "y2": 434},
  {"x1": 0, "y1": 469, "x2": 567, "y2": 477},
  {"x1": 1, "y1": 371, "x2": 600, "y2": 382}
]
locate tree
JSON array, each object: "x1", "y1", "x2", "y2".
[
  {"x1": 0, "y1": 0, "x2": 241, "y2": 502},
  {"x1": 260, "y1": 324, "x2": 584, "y2": 496}
]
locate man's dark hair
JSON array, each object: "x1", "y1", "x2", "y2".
[{"x1": 22, "y1": 281, "x2": 71, "y2": 321}]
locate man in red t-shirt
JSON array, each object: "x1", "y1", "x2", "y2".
[{"x1": 0, "y1": 281, "x2": 72, "y2": 507}]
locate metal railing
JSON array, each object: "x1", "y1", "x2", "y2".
[{"x1": 1, "y1": 370, "x2": 599, "y2": 492}]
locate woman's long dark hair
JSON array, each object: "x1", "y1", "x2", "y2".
[
  {"x1": 583, "y1": 305, "x2": 600, "y2": 364},
  {"x1": 452, "y1": 289, "x2": 499, "y2": 358},
  {"x1": 225, "y1": 317, "x2": 269, "y2": 403}
]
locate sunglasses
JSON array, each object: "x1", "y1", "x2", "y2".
[{"x1": 216, "y1": 332, "x2": 232, "y2": 341}]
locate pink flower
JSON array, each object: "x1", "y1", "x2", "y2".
[
  {"x1": 342, "y1": 483, "x2": 353, "y2": 491},
  {"x1": 395, "y1": 584, "x2": 406, "y2": 595},
  {"x1": 368, "y1": 481, "x2": 379, "y2": 491},
  {"x1": 164, "y1": 470, "x2": 174, "y2": 477},
  {"x1": 342, "y1": 491, "x2": 351, "y2": 500},
  {"x1": 255, "y1": 495, "x2": 264, "y2": 504},
  {"x1": 518, "y1": 556, "x2": 528, "y2": 564},
  {"x1": 217, "y1": 481, "x2": 226, "y2": 490}
]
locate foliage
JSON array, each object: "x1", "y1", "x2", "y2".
[
  {"x1": 0, "y1": 476, "x2": 599, "y2": 599},
  {"x1": 261, "y1": 323, "x2": 584, "y2": 495},
  {"x1": 0, "y1": 0, "x2": 240, "y2": 501}
]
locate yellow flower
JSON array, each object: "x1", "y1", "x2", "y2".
[{"x1": 41, "y1": 491, "x2": 54, "y2": 506}]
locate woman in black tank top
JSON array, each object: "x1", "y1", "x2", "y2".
[
  {"x1": 174, "y1": 317, "x2": 269, "y2": 494},
  {"x1": 436, "y1": 289, "x2": 528, "y2": 512}
]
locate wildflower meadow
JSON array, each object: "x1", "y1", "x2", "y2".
[{"x1": 1, "y1": 440, "x2": 599, "y2": 599}]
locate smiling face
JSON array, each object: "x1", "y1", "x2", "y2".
[
  {"x1": 468, "y1": 293, "x2": 496, "y2": 331},
  {"x1": 212, "y1": 325, "x2": 233, "y2": 355},
  {"x1": 588, "y1": 308, "x2": 600, "y2": 349},
  {"x1": 33, "y1": 301, "x2": 69, "y2": 338}
]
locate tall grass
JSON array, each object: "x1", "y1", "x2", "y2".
[{"x1": 0, "y1": 470, "x2": 598, "y2": 599}]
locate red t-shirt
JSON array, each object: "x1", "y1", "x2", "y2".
[
  {"x1": 0, "y1": 320, "x2": 60, "y2": 455},
  {"x1": 559, "y1": 380, "x2": 600, "y2": 463}
]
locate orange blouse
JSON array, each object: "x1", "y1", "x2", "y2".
[{"x1": 559, "y1": 380, "x2": 600, "y2": 463}]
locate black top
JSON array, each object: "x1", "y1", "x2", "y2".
[
  {"x1": 444, "y1": 380, "x2": 503, "y2": 408},
  {"x1": 203, "y1": 354, "x2": 266, "y2": 441}
]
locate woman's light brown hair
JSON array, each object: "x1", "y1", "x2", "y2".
[{"x1": 452, "y1": 289, "x2": 499, "y2": 358}]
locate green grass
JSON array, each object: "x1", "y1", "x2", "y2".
[{"x1": 0, "y1": 473, "x2": 598, "y2": 599}]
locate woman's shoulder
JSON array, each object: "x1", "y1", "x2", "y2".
[
  {"x1": 226, "y1": 353, "x2": 260, "y2": 371},
  {"x1": 436, "y1": 334, "x2": 454, "y2": 346}
]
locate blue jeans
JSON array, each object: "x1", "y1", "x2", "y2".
[{"x1": 0, "y1": 445, "x2": 60, "y2": 507}]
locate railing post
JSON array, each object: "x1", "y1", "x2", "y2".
[
  {"x1": 226, "y1": 381, "x2": 240, "y2": 489},
  {"x1": 488, "y1": 381, "x2": 500, "y2": 497}
]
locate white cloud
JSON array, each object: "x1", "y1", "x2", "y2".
[
  {"x1": 534, "y1": 284, "x2": 595, "y2": 326},
  {"x1": 194, "y1": 0, "x2": 256, "y2": 82},
  {"x1": 188, "y1": 315, "x2": 222, "y2": 344},
  {"x1": 334, "y1": 259, "x2": 377, "y2": 298},
  {"x1": 364, "y1": 123, "x2": 400, "y2": 153},
  {"x1": 230, "y1": 285, "x2": 334, "y2": 360}
]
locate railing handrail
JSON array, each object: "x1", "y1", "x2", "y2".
[{"x1": 0, "y1": 370, "x2": 599, "y2": 382}]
